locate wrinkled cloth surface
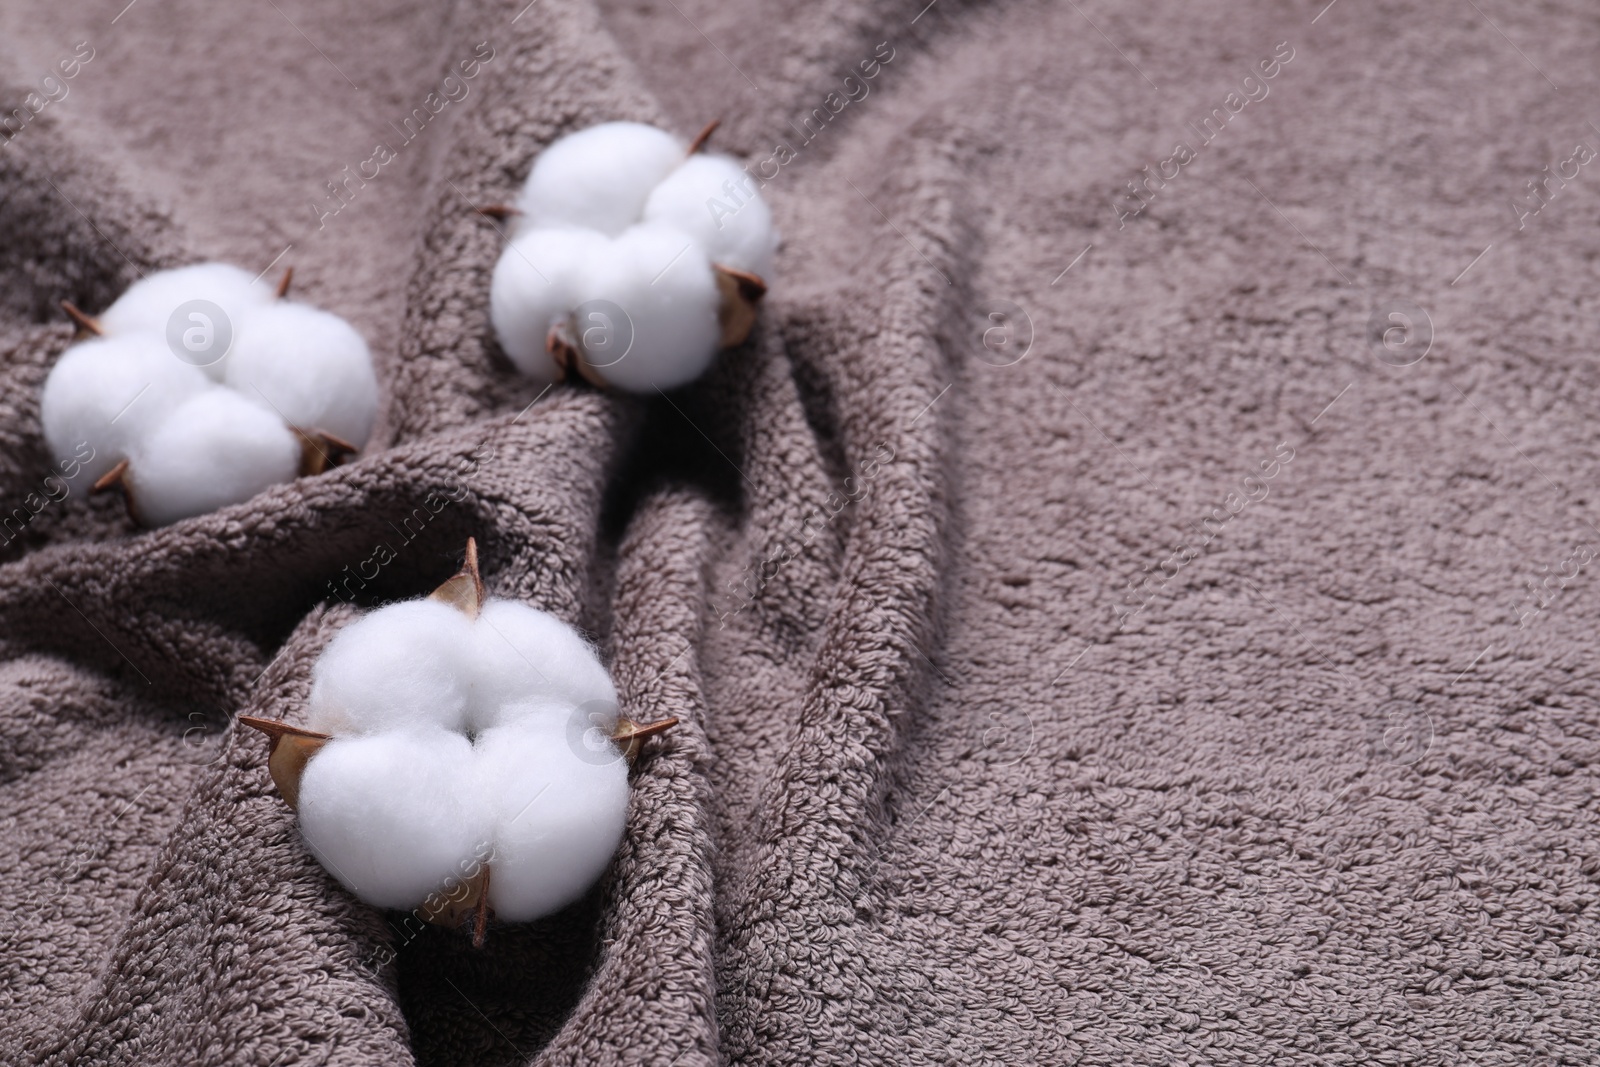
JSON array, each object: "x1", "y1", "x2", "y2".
[{"x1": 2, "y1": 0, "x2": 1599, "y2": 1064}]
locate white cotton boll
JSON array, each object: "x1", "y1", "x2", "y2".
[
  {"x1": 298, "y1": 728, "x2": 491, "y2": 910},
  {"x1": 39, "y1": 334, "x2": 211, "y2": 485},
  {"x1": 475, "y1": 717, "x2": 630, "y2": 921},
  {"x1": 642, "y1": 154, "x2": 778, "y2": 279},
  {"x1": 571, "y1": 223, "x2": 721, "y2": 393},
  {"x1": 226, "y1": 303, "x2": 379, "y2": 447},
  {"x1": 98, "y1": 263, "x2": 274, "y2": 380},
  {"x1": 123, "y1": 389, "x2": 300, "y2": 526},
  {"x1": 292, "y1": 591, "x2": 640, "y2": 924},
  {"x1": 469, "y1": 599, "x2": 617, "y2": 731},
  {"x1": 489, "y1": 228, "x2": 608, "y2": 380},
  {"x1": 514, "y1": 122, "x2": 685, "y2": 237},
  {"x1": 307, "y1": 599, "x2": 479, "y2": 735}
]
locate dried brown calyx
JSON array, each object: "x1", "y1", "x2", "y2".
[
  {"x1": 686, "y1": 117, "x2": 720, "y2": 156},
  {"x1": 90, "y1": 459, "x2": 138, "y2": 523},
  {"x1": 236, "y1": 714, "x2": 332, "y2": 810},
  {"x1": 423, "y1": 864, "x2": 494, "y2": 946},
  {"x1": 237, "y1": 536, "x2": 679, "y2": 946},
  {"x1": 60, "y1": 299, "x2": 104, "y2": 339},
  {"x1": 294, "y1": 428, "x2": 359, "y2": 477},
  {"x1": 544, "y1": 318, "x2": 606, "y2": 389},
  {"x1": 713, "y1": 264, "x2": 766, "y2": 348}
]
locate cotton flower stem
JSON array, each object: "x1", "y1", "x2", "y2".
[
  {"x1": 430, "y1": 536, "x2": 485, "y2": 619},
  {"x1": 60, "y1": 299, "x2": 103, "y2": 337},
  {"x1": 687, "y1": 118, "x2": 721, "y2": 156},
  {"x1": 476, "y1": 204, "x2": 523, "y2": 220},
  {"x1": 275, "y1": 267, "x2": 294, "y2": 299},
  {"x1": 238, "y1": 715, "x2": 333, "y2": 810}
]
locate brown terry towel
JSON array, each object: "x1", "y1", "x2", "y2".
[{"x1": 2, "y1": 0, "x2": 1598, "y2": 1063}]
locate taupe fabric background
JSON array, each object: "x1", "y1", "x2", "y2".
[{"x1": 2, "y1": 0, "x2": 1599, "y2": 1063}]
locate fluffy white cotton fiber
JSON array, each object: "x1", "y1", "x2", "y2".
[
  {"x1": 476, "y1": 717, "x2": 630, "y2": 922},
  {"x1": 298, "y1": 727, "x2": 490, "y2": 910},
  {"x1": 227, "y1": 302, "x2": 379, "y2": 446},
  {"x1": 99, "y1": 262, "x2": 273, "y2": 379},
  {"x1": 472, "y1": 600, "x2": 618, "y2": 730},
  {"x1": 489, "y1": 228, "x2": 607, "y2": 379},
  {"x1": 124, "y1": 389, "x2": 302, "y2": 527},
  {"x1": 40, "y1": 334, "x2": 211, "y2": 484},
  {"x1": 571, "y1": 223, "x2": 722, "y2": 392},
  {"x1": 491, "y1": 120, "x2": 777, "y2": 391},
  {"x1": 642, "y1": 153, "x2": 779, "y2": 278},
  {"x1": 295, "y1": 596, "x2": 635, "y2": 921},
  {"x1": 307, "y1": 598, "x2": 478, "y2": 735},
  {"x1": 513, "y1": 121, "x2": 684, "y2": 237},
  {"x1": 37, "y1": 262, "x2": 379, "y2": 525}
]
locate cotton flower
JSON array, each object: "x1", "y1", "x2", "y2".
[
  {"x1": 39, "y1": 262, "x2": 379, "y2": 525},
  {"x1": 489, "y1": 120, "x2": 777, "y2": 392},
  {"x1": 241, "y1": 540, "x2": 677, "y2": 940},
  {"x1": 296, "y1": 596, "x2": 627, "y2": 920}
]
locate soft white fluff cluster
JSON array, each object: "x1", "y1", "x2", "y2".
[
  {"x1": 491, "y1": 121, "x2": 777, "y2": 391},
  {"x1": 298, "y1": 598, "x2": 629, "y2": 921},
  {"x1": 39, "y1": 263, "x2": 378, "y2": 525}
]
